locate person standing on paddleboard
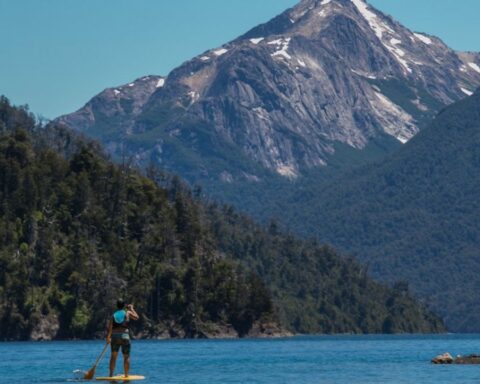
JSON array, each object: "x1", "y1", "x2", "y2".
[{"x1": 106, "y1": 299, "x2": 139, "y2": 377}]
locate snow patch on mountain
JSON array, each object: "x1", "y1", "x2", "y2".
[
  {"x1": 156, "y1": 79, "x2": 165, "y2": 88},
  {"x1": 276, "y1": 164, "x2": 298, "y2": 178},
  {"x1": 269, "y1": 38, "x2": 292, "y2": 60},
  {"x1": 350, "y1": 0, "x2": 394, "y2": 40},
  {"x1": 351, "y1": 0, "x2": 411, "y2": 73},
  {"x1": 384, "y1": 36, "x2": 412, "y2": 73},
  {"x1": 188, "y1": 91, "x2": 199, "y2": 103},
  {"x1": 414, "y1": 33, "x2": 432, "y2": 45},
  {"x1": 461, "y1": 88, "x2": 473, "y2": 96},
  {"x1": 468, "y1": 62, "x2": 480, "y2": 74},
  {"x1": 250, "y1": 37, "x2": 264, "y2": 45},
  {"x1": 268, "y1": 39, "x2": 284, "y2": 45},
  {"x1": 214, "y1": 48, "x2": 228, "y2": 56}
]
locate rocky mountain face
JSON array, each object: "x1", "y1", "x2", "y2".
[
  {"x1": 61, "y1": 75, "x2": 164, "y2": 142},
  {"x1": 57, "y1": 0, "x2": 480, "y2": 182}
]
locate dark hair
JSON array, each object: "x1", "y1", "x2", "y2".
[{"x1": 116, "y1": 299, "x2": 125, "y2": 309}]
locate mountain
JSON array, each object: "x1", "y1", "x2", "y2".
[
  {"x1": 281, "y1": 89, "x2": 480, "y2": 331},
  {"x1": 57, "y1": 0, "x2": 480, "y2": 184},
  {"x1": 53, "y1": 0, "x2": 480, "y2": 331},
  {"x1": 0, "y1": 96, "x2": 444, "y2": 340}
]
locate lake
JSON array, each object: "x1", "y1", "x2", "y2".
[{"x1": 1, "y1": 334, "x2": 480, "y2": 383}]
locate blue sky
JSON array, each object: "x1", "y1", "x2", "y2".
[{"x1": 1, "y1": 0, "x2": 479, "y2": 119}]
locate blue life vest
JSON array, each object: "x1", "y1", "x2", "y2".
[{"x1": 113, "y1": 310, "x2": 129, "y2": 328}]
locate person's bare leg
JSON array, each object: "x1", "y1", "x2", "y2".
[
  {"x1": 123, "y1": 354, "x2": 130, "y2": 377},
  {"x1": 109, "y1": 351, "x2": 118, "y2": 377}
]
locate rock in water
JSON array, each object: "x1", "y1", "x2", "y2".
[
  {"x1": 431, "y1": 353, "x2": 480, "y2": 364},
  {"x1": 431, "y1": 352, "x2": 453, "y2": 364},
  {"x1": 452, "y1": 354, "x2": 480, "y2": 364}
]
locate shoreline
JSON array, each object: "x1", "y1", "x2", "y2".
[{"x1": 1, "y1": 331, "x2": 459, "y2": 343}]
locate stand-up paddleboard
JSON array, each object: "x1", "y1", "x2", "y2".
[{"x1": 95, "y1": 375, "x2": 145, "y2": 381}]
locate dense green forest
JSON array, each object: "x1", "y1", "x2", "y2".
[
  {"x1": 0, "y1": 97, "x2": 444, "y2": 340},
  {"x1": 207, "y1": 207, "x2": 443, "y2": 334}
]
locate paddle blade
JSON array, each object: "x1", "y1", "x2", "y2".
[{"x1": 84, "y1": 367, "x2": 95, "y2": 380}]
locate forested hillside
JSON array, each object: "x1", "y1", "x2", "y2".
[
  {"x1": 279, "y1": 90, "x2": 480, "y2": 331},
  {"x1": 207, "y1": 208, "x2": 443, "y2": 334},
  {"x1": 0, "y1": 97, "x2": 444, "y2": 340},
  {"x1": 0, "y1": 98, "x2": 276, "y2": 340}
]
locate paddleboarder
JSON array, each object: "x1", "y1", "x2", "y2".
[{"x1": 106, "y1": 299, "x2": 139, "y2": 377}]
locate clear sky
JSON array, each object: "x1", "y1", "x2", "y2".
[{"x1": 1, "y1": 0, "x2": 479, "y2": 119}]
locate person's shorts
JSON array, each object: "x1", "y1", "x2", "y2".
[{"x1": 111, "y1": 334, "x2": 131, "y2": 355}]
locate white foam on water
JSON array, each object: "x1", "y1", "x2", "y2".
[{"x1": 72, "y1": 370, "x2": 87, "y2": 380}]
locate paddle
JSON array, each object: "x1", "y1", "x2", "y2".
[{"x1": 84, "y1": 342, "x2": 109, "y2": 380}]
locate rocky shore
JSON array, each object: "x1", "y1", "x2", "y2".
[
  {"x1": 28, "y1": 314, "x2": 293, "y2": 341},
  {"x1": 134, "y1": 321, "x2": 293, "y2": 340}
]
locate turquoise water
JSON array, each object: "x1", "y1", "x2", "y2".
[{"x1": 2, "y1": 335, "x2": 480, "y2": 383}]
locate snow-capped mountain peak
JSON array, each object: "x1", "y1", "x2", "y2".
[{"x1": 58, "y1": 0, "x2": 480, "y2": 180}]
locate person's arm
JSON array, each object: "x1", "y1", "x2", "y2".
[
  {"x1": 126, "y1": 304, "x2": 139, "y2": 321},
  {"x1": 106, "y1": 319, "x2": 112, "y2": 343}
]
